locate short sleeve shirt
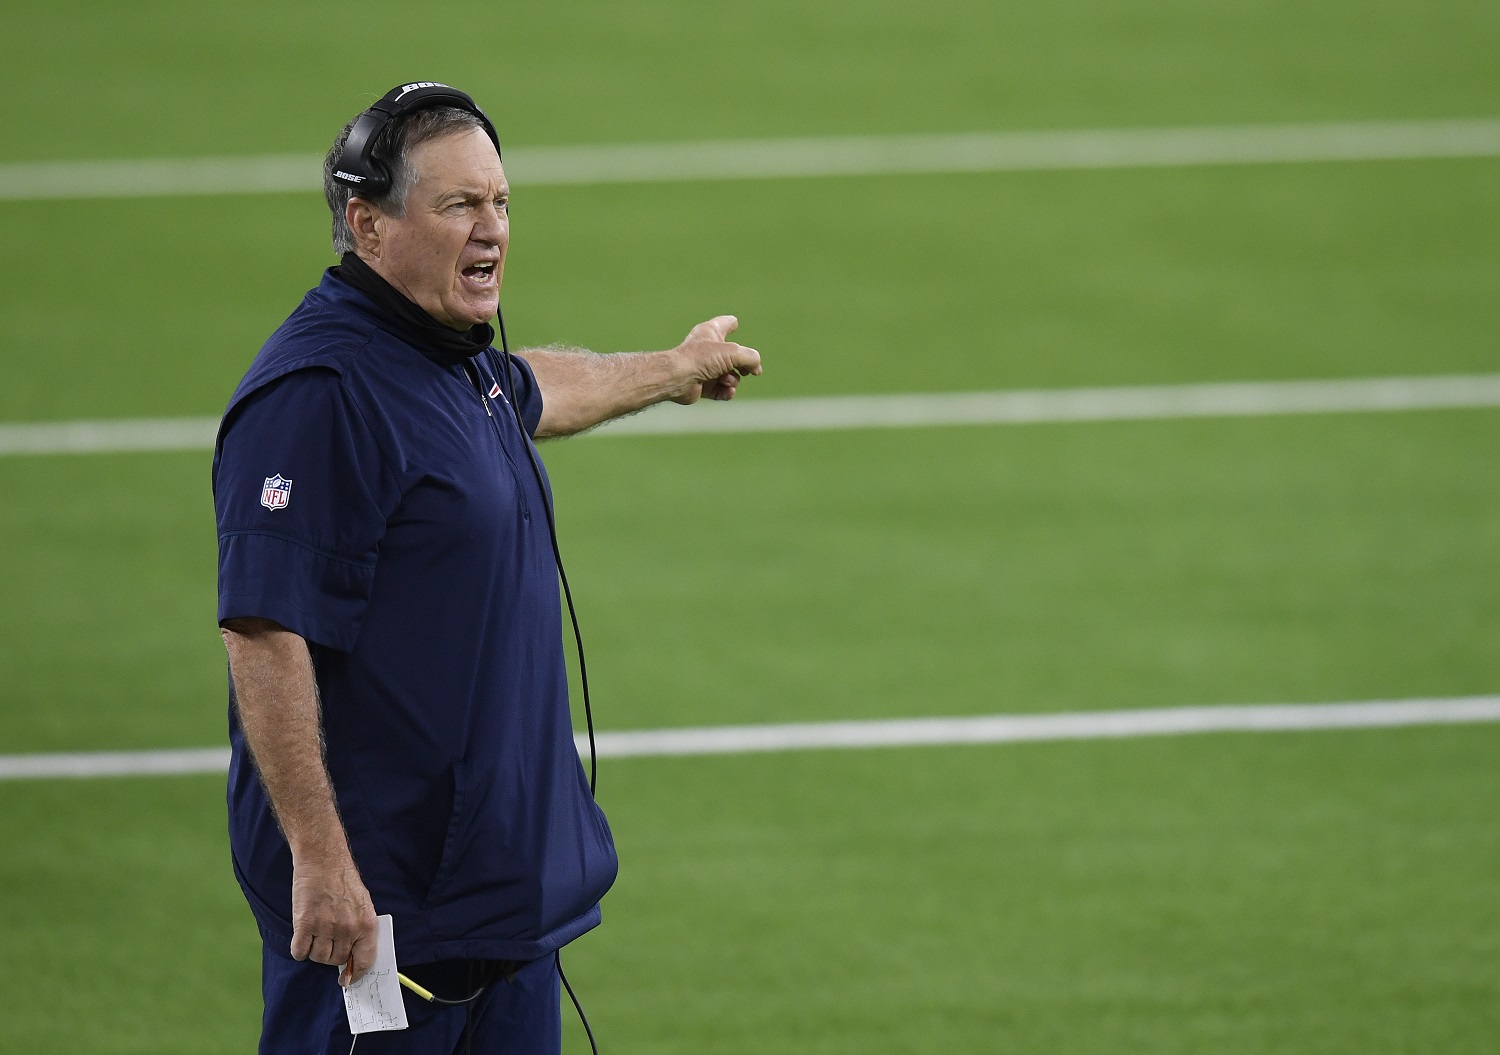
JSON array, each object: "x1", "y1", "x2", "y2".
[{"x1": 214, "y1": 271, "x2": 617, "y2": 964}]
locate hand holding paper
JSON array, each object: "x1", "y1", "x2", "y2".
[{"x1": 342, "y1": 914, "x2": 409, "y2": 1035}]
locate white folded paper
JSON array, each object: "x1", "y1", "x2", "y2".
[{"x1": 342, "y1": 914, "x2": 409, "y2": 1035}]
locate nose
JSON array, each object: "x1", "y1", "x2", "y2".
[{"x1": 473, "y1": 200, "x2": 507, "y2": 247}]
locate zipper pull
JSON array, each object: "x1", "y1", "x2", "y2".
[{"x1": 463, "y1": 362, "x2": 494, "y2": 417}]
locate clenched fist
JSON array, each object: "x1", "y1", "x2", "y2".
[{"x1": 289, "y1": 853, "x2": 379, "y2": 986}]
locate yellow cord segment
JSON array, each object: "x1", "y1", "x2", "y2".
[{"x1": 397, "y1": 972, "x2": 435, "y2": 1003}]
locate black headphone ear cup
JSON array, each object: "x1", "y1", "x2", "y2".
[
  {"x1": 331, "y1": 108, "x2": 391, "y2": 194},
  {"x1": 361, "y1": 158, "x2": 391, "y2": 198}
]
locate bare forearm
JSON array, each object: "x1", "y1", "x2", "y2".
[
  {"x1": 519, "y1": 346, "x2": 683, "y2": 438},
  {"x1": 222, "y1": 619, "x2": 351, "y2": 862},
  {"x1": 221, "y1": 618, "x2": 377, "y2": 979},
  {"x1": 519, "y1": 318, "x2": 761, "y2": 438}
]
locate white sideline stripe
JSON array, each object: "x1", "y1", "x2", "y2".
[
  {"x1": 2, "y1": 118, "x2": 1498, "y2": 201},
  {"x1": 4, "y1": 373, "x2": 1500, "y2": 456},
  {"x1": 3, "y1": 697, "x2": 1498, "y2": 779},
  {"x1": 0, "y1": 416, "x2": 220, "y2": 456},
  {"x1": 594, "y1": 373, "x2": 1500, "y2": 436},
  {"x1": 0, "y1": 747, "x2": 232, "y2": 780},
  {"x1": 585, "y1": 697, "x2": 1500, "y2": 758}
]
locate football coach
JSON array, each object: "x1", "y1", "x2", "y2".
[{"x1": 213, "y1": 82, "x2": 761, "y2": 1054}]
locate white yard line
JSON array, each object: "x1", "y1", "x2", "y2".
[
  {"x1": 0, "y1": 747, "x2": 233, "y2": 780},
  {"x1": 588, "y1": 697, "x2": 1500, "y2": 758},
  {"x1": 3, "y1": 373, "x2": 1499, "y2": 456},
  {"x1": 3, "y1": 697, "x2": 1498, "y2": 780},
  {"x1": 2, "y1": 118, "x2": 1497, "y2": 201},
  {"x1": 0, "y1": 416, "x2": 220, "y2": 456},
  {"x1": 595, "y1": 373, "x2": 1500, "y2": 436}
]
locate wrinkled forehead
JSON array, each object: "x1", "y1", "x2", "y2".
[{"x1": 410, "y1": 128, "x2": 507, "y2": 198}]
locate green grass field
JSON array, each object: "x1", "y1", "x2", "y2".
[{"x1": 2, "y1": 0, "x2": 1498, "y2": 1051}]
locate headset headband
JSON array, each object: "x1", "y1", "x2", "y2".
[{"x1": 331, "y1": 81, "x2": 501, "y2": 195}]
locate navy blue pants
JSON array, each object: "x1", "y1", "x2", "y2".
[{"x1": 260, "y1": 946, "x2": 562, "y2": 1054}]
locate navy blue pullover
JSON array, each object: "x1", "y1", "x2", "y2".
[{"x1": 214, "y1": 268, "x2": 617, "y2": 965}]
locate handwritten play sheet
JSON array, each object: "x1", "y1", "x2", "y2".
[{"x1": 343, "y1": 914, "x2": 409, "y2": 1035}]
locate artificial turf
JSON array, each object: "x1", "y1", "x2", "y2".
[
  {"x1": 2, "y1": 0, "x2": 1498, "y2": 1050},
  {"x1": 4, "y1": 409, "x2": 1498, "y2": 752},
  {"x1": 4, "y1": 159, "x2": 1500, "y2": 423},
  {"x1": 2, "y1": 726, "x2": 1497, "y2": 1053}
]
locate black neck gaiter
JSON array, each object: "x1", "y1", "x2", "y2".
[{"x1": 331, "y1": 252, "x2": 494, "y2": 367}]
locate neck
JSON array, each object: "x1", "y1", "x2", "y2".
[
  {"x1": 355, "y1": 252, "x2": 466, "y2": 332},
  {"x1": 331, "y1": 252, "x2": 494, "y2": 367}
]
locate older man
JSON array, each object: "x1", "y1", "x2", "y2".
[{"x1": 214, "y1": 84, "x2": 760, "y2": 1054}]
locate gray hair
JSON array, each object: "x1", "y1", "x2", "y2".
[{"x1": 323, "y1": 105, "x2": 488, "y2": 255}]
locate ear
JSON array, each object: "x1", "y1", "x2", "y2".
[{"x1": 346, "y1": 198, "x2": 382, "y2": 255}]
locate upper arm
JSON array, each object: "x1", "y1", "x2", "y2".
[
  {"x1": 220, "y1": 616, "x2": 290, "y2": 637},
  {"x1": 214, "y1": 370, "x2": 397, "y2": 651},
  {"x1": 220, "y1": 617, "x2": 311, "y2": 686},
  {"x1": 502, "y1": 350, "x2": 546, "y2": 437}
]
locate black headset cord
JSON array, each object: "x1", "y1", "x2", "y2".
[
  {"x1": 492, "y1": 308, "x2": 598, "y2": 796},
  {"x1": 487, "y1": 309, "x2": 602, "y2": 1053},
  {"x1": 557, "y1": 951, "x2": 601, "y2": 1055},
  {"x1": 412, "y1": 957, "x2": 595, "y2": 1055}
]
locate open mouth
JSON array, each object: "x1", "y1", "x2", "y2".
[{"x1": 461, "y1": 261, "x2": 497, "y2": 284}]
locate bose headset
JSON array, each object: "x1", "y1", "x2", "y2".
[
  {"x1": 334, "y1": 83, "x2": 600, "y2": 1055},
  {"x1": 331, "y1": 81, "x2": 502, "y2": 193}
]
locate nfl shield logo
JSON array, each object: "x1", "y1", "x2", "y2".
[{"x1": 261, "y1": 474, "x2": 292, "y2": 511}]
